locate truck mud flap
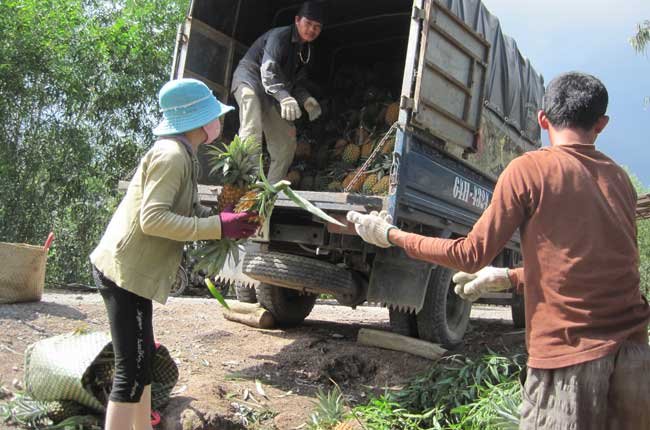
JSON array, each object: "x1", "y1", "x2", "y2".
[{"x1": 367, "y1": 247, "x2": 432, "y2": 313}]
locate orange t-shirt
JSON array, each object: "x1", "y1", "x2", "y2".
[{"x1": 401, "y1": 143, "x2": 649, "y2": 369}]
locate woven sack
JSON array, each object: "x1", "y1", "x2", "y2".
[
  {"x1": 24, "y1": 331, "x2": 179, "y2": 412},
  {"x1": 0, "y1": 241, "x2": 47, "y2": 304}
]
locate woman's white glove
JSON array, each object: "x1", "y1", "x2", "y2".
[
  {"x1": 452, "y1": 266, "x2": 512, "y2": 302},
  {"x1": 280, "y1": 97, "x2": 302, "y2": 121},
  {"x1": 303, "y1": 97, "x2": 322, "y2": 121},
  {"x1": 346, "y1": 210, "x2": 396, "y2": 248}
]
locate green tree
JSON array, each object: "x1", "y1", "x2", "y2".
[
  {"x1": 0, "y1": 0, "x2": 184, "y2": 285},
  {"x1": 631, "y1": 20, "x2": 650, "y2": 54},
  {"x1": 627, "y1": 172, "x2": 650, "y2": 296}
]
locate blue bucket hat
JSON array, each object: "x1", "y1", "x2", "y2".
[{"x1": 153, "y1": 78, "x2": 234, "y2": 136}]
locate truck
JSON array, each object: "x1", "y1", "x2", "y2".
[{"x1": 171, "y1": 0, "x2": 544, "y2": 347}]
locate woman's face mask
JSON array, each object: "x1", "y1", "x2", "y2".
[{"x1": 202, "y1": 118, "x2": 222, "y2": 144}]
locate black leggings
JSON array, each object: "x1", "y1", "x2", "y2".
[{"x1": 92, "y1": 266, "x2": 154, "y2": 403}]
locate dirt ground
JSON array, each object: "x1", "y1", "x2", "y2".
[{"x1": 0, "y1": 290, "x2": 524, "y2": 430}]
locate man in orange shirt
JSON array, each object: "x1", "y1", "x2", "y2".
[{"x1": 347, "y1": 72, "x2": 650, "y2": 429}]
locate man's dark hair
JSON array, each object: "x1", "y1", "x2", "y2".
[{"x1": 542, "y1": 72, "x2": 608, "y2": 130}]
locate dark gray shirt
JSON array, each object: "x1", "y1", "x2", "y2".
[{"x1": 231, "y1": 24, "x2": 312, "y2": 106}]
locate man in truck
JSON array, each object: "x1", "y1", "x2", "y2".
[
  {"x1": 347, "y1": 72, "x2": 650, "y2": 429},
  {"x1": 230, "y1": 1, "x2": 325, "y2": 183}
]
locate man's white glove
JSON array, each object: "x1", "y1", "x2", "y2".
[
  {"x1": 280, "y1": 97, "x2": 302, "y2": 121},
  {"x1": 346, "y1": 210, "x2": 396, "y2": 248},
  {"x1": 303, "y1": 97, "x2": 322, "y2": 121},
  {"x1": 452, "y1": 266, "x2": 512, "y2": 302}
]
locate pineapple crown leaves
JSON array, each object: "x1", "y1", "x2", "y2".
[
  {"x1": 253, "y1": 156, "x2": 344, "y2": 227},
  {"x1": 207, "y1": 135, "x2": 261, "y2": 188}
]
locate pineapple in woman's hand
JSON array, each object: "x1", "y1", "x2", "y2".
[
  {"x1": 207, "y1": 135, "x2": 261, "y2": 211},
  {"x1": 195, "y1": 154, "x2": 344, "y2": 282}
]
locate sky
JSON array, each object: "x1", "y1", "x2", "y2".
[{"x1": 481, "y1": 0, "x2": 650, "y2": 187}]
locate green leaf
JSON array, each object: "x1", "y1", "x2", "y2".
[
  {"x1": 257, "y1": 155, "x2": 277, "y2": 193},
  {"x1": 281, "y1": 186, "x2": 345, "y2": 226},
  {"x1": 205, "y1": 278, "x2": 230, "y2": 309}
]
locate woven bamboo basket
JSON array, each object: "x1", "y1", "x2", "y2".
[{"x1": 0, "y1": 241, "x2": 47, "y2": 304}]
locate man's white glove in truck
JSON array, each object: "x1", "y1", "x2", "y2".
[
  {"x1": 452, "y1": 266, "x2": 512, "y2": 302},
  {"x1": 303, "y1": 97, "x2": 322, "y2": 121},
  {"x1": 346, "y1": 210, "x2": 396, "y2": 248},
  {"x1": 280, "y1": 97, "x2": 302, "y2": 121}
]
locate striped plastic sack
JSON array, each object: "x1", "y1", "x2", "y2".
[{"x1": 24, "y1": 331, "x2": 178, "y2": 412}]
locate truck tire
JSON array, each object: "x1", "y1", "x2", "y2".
[
  {"x1": 511, "y1": 291, "x2": 525, "y2": 329},
  {"x1": 389, "y1": 307, "x2": 418, "y2": 337},
  {"x1": 243, "y1": 251, "x2": 357, "y2": 294},
  {"x1": 416, "y1": 266, "x2": 471, "y2": 348},
  {"x1": 235, "y1": 285, "x2": 257, "y2": 303},
  {"x1": 170, "y1": 266, "x2": 188, "y2": 297},
  {"x1": 256, "y1": 283, "x2": 317, "y2": 326}
]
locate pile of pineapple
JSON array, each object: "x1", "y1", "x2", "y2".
[{"x1": 282, "y1": 63, "x2": 401, "y2": 196}]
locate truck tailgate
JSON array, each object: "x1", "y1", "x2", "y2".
[{"x1": 197, "y1": 185, "x2": 386, "y2": 214}]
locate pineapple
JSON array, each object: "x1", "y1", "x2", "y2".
[
  {"x1": 342, "y1": 144, "x2": 361, "y2": 165},
  {"x1": 372, "y1": 175, "x2": 391, "y2": 195},
  {"x1": 384, "y1": 101, "x2": 399, "y2": 125},
  {"x1": 327, "y1": 180, "x2": 343, "y2": 192},
  {"x1": 382, "y1": 135, "x2": 395, "y2": 154},
  {"x1": 334, "y1": 138, "x2": 348, "y2": 156},
  {"x1": 342, "y1": 170, "x2": 366, "y2": 192},
  {"x1": 361, "y1": 173, "x2": 379, "y2": 194},
  {"x1": 207, "y1": 135, "x2": 261, "y2": 211},
  {"x1": 334, "y1": 420, "x2": 363, "y2": 430},
  {"x1": 285, "y1": 170, "x2": 302, "y2": 186},
  {"x1": 295, "y1": 139, "x2": 312, "y2": 160},
  {"x1": 45, "y1": 400, "x2": 88, "y2": 424},
  {"x1": 196, "y1": 157, "x2": 345, "y2": 279},
  {"x1": 300, "y1": 174, "x2": 315, "y2": 190},
  {"x1": 353, "y1": 127, "x2": 369, "y2": 146},
  {"x1": 360, "y1": 140, "x2": 374, "y2": 158}
]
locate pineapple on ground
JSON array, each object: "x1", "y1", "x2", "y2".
[
  {"x1": 45, "y1": 400, "x2": 88, "y2": 424},
  {"x1": 207, "y1": 135, "x2": 261, "y2": 211}
]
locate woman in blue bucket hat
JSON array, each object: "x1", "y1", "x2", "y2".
[{"x1": 90, "y1": 78, "x2": 257, "y2": 429}]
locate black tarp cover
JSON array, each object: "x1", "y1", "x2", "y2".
[{"x1": 440, "y1": 0, "x2": 545, "y2": 145}]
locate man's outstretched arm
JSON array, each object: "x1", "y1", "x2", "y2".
[{"x1": 348, "y1": 157, "x2": 534, "y2": 275}]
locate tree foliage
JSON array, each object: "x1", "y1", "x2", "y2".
[
  {"x1": 628, "y1": 172, "x2": 650, "y2": 297},
  {"x1": 0, "y1": 0, "x2": 185, "y2": 285},
  {"x1": 631, "y1": 20, "x2": 650, "y2": 54}
]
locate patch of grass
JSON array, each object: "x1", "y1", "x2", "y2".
[
  {"x1": 309, "y1": 352, "x2": 525, "y2": 429},
  {"x1": 351, "y1": 393, "x2": 446, "y2": 430}
]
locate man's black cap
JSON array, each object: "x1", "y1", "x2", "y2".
[{"x1": 297, "y1": 1, "x2": 326, "y2": 24}]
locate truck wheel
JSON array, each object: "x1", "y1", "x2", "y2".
[
  {"x1": 511, "y1": 291, "x2": 525, "y2": 329},
  {"x1": 389, "y1": 307, "x2": 418, "y2": 337},
  {"x1": 170, "y1": 266, "x2": 188, "y2": 297},
  {"x1": 235, "y1": 285, "x2": 257, "y2": 303},
  {"x1": 256, "y1": 283, "x2": 317, "y2": 327},
  {"x1": 416, "y1": 266, "x2": 471, "y2": 348},
  {"x1": 243, "y1": 251, "x2": 357, "y2": 293}
]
